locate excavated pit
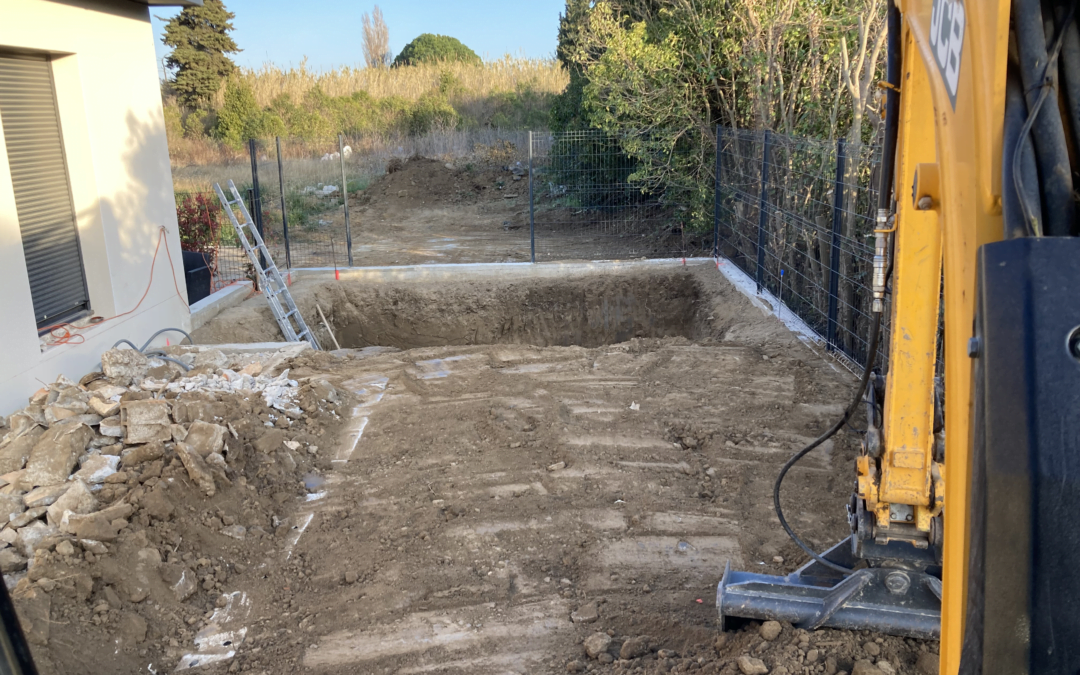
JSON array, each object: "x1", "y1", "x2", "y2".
[{"x1": 195, "y1": 269, "x2": 717, "y2": 350}]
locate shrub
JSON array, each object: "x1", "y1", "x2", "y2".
[
  {"x1": 393, "y1": 34, "x2": 481, "y2": 67},
  {"x1": 409, "y1": 93, "x2": 458, "y2": 134},
  {"x1": 215, "y1": 79, "x2": 285, "y2": 148},
  {"x1": 176, "y1": 193, "x2": 221, "y2": 255}
]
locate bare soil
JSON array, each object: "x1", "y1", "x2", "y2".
[{"x1": 173, "y1": 265, "x2": 937, "y2": 675}]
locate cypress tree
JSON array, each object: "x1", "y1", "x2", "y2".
[{"x1": 160, "y1": 0, "x2": 240, "y2": 108}]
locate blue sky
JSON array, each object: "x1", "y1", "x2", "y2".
[{"x1": 152, "y1": 0, "x2": 566, "y2": 76}]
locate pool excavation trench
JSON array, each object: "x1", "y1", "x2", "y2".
[{"x1": 182, "y1": 260, "x2": 936, "y2": 675}]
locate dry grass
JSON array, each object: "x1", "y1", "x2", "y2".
[{"x1": 215, "y1": 56, "x2": 568, "y2": 109}]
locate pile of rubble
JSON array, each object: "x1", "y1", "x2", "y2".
[{"x1": 0, "y1": 344, "x2": 348, "y2": 670}]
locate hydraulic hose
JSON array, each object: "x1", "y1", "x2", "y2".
[
  {"x1": 1013, "y1": 0, "x2": 1075, "y2": 237},
  {"x1": 1003, "y1": 69, "x2": 1044, "y2": 238},
  {"x1": 1056, "y1": 2, "x2": 1080, "y2": 181},
  {"x1": 771, "y1": 0, "x2": 899, "y2": 576},
  {"x1": 110, "y1": 327, "x2": 195, "y2": 372}
]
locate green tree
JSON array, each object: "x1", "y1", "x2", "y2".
[
  {"x1": 160, "y1": 0, "x2": 240, "y2": 108},
  {"x1": 214, "y1": 79, "x2": 283, "y2": 148},
  {"x1": 392, "y1": 34, "x2": 480, "y2": 67}
]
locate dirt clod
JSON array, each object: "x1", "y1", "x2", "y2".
[
  {"x1": 620, "y1": 636, "x2": 651, "y2": 660},
  {"x1": 759, "y1": 620, "x2": 782, "y2": 641},
  {"x1": 916, "y1": 652, "x2": 940, "y2": 675},
  {"x1": 584, "y1": 632, "x2": 612, "y2": 658},
  {"x1": 738, "y1": 655, "x2": 770, "y2": 675}
]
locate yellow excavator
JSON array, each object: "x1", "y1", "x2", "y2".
[{"x1": 717, "y1": 1, "x2": 1080, "y2": 673}]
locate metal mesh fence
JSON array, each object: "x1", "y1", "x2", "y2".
[
  {"x1": 715, "y1": 128, "x2": 887, "y2": 368},
  {"x1": 529, "y1": 129, "x2": 709, "y2": 261},
  {"x1": 173, "y1": 190, "x2": 250, "y2": 291}
]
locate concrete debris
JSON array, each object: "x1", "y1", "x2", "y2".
[
  {"x1": 73, "y1": 454, "x2": 119, "y2": 484},
  {"x1": 87, "y1": 396, "x2": 120, "y2": 418},
  {"x1": 120, "y1": 441, "x2": 164, "y2": 468},
  {"x1": 16, "y1": 521, "x2": 56, "y2": 557},
  {"x1": 46, "y1": 479, "x2": 97, "y2": 526},
  {"x1": 0, "y1": 548, "x2": 26, "y2": 573},
  {"x1": 160, "y1": 564, "x2": 197, "y2": 601},
  {"x1": 737, "y1": 655, "x2": 770, "y2": 675},
  {"x1": 10, "y1": 507, "x2": 48, "y2": 529},
  {"x1": 166, "y1": 368, "x2": 300, "y2": 414},
  {"x1": 0, "y1": 426, "x2": 43, "y2": 474},
  {"x1": 571, "y1": 601, "x2": 599, "y2": 624},
  {"x1": 100, "y1": 348, "x2": 149, "y2": 384},
  {"x1": 23, "y1": 484, "x2": 70, "y2": 508},
  {"x1": 0, "y1": 493, "x2": 25, "y2": 525},
  {"x1": 86, "y1": 382, "x2": 128, "y2": 400},
  {"x1": 185, "y1": 420, "x2": 226, "y2": 458},
  {"x1": 120, "y1": 400, "x2": 172, "y2": 444},
  {"x1": 176, "y1": 443, "x2": 216, "y2": 497},
  {"x1": 11, "y1": 586, "x2": 49, "y2": 645},
  {"x1": 21, "y1": 419, "x2": 93, "y2": 488},
  {"x1": 99, "y1": 416, "x2": 123, "y2": 437},
  {"x1": 584, "y1": 632, "x2": 612, "y2": 659}
]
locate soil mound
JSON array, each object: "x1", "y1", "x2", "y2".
[{"x1": 355, "y1": 156, "x2": 525, "y2": 212}]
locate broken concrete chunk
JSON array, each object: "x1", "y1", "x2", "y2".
[
  {"x1": 0, "y1": 494, "x2": 25, "y2": 525},
  {"x1": 736, "y1": 655, "x2": 769, "y2": 675},
  {"x1": 584, "y1": 632, "x2": 612, "y2": 659},
  {"x1": 24, "y1": 484, "x2": 72, "y2": 509},
  {"x1": 0, "y1": 426, "x2": 44, "y2": 474},
  {"x1": 221, "y1": 524, "x2": 246, "y2": 540},
  {"x1": 88, "y1": 397, "x2": 120, "y2": 418},
  {"x1": 120, "y1": 400, "x2": 171, "y2": 444},
  {"x1": 15, "y1": 521, "x2": 56, "y2": 557},
  {"x1": 171, "y1": 424, "x2": 187, "y2": 443},
  {"x1": 571, "y1": 601, "x2": 599, "y2": 624},
  {"x1": 21, "y1": 419, "x2": 93, "y2": 488},
  {"x1": 120, "y1": 441, "x2": 164, "y2": 468},
  {"x1": 99, "y1": 416, "x2": 123, "y2": 438},
  {"x1": 73, "y1": 454, "x2": 119, "y2": 484},
  {"x1": 87, "y1": 382, "x2": 128, "y2": 400},
  {"x1": 175, "y1": 443, "x2": 215, "y2": 497},
  {"x1": 185, "y1": 420, "x2": 226, "y2": 457},
  {"x1": 63, "y1": 513, "x2": 121, "y2": 541},
  {"x1": 101, "y1": 348, "x2": 149, "y2": 384},
  {"x1": 46, "y1": 480, "x2": 97, "y2": 526},
  {"x1": 78, "y1": 539, "x2": 107, "y2": 555},
  {"x1": 0, "y1": 529, "x2": 17, "y2": 545},
  {"x1": 10, "y1": 507, "x2": 47, "y2": 529},
  {"x1": 0, "y1": 547, "x2": 26, "y2": 574}
]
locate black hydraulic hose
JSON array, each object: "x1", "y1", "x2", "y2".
[
  {"x1": 143, "y1": 351, "x2": 192, "y2": 372},
  {"x1": 1014, "y1": 0, "x2": 1075, "y2": 237},
  {"x1": 771, "y1": 0, "x2": 899, "y2": 577},
  {"x1": 774, "y1": 313, "x2": 884, "y2": 575},
  {"x1": 139, "y1": 327, "x2": 193, "y2": 351},
  {"x1": 1056, "y1": 2, "x2": 1080, "y2": 228},
  {"x1": 1003, "y1": 69, "x2": 1044, "y2": 238}
]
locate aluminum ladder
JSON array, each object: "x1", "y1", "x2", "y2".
[{"x1": 213, "y1": 180, "x2": 321, "y2": 350}]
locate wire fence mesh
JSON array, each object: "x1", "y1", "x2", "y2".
[{"x1": 715, "y1": 127, "x2": 887, "y2": 369}]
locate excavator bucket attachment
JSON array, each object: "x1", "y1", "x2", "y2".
[{"x1": 716, "y1": 538, "x2": 940, "y2": 640}]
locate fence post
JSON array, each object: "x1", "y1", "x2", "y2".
[
  {"x1": 247, "y1": 139, "x2": 266, "y2": 270},
  {"x1": 826, "y1": 138, "x2": 847, "y2": 353},
  {"x1": 528, "y1": 131, "x2": 535, "y2": 264},
  {"x1": 339, "y1": 134, "x2": 353, "y2": 267},
  {"x1": 713, "y1": 125, "x2": 722, "y2": 258},
  {"x1": 275, "y1": 137, "x2": 291, "y2": 269},
  {"x1": 754, "y1": 130, "x2": 772, "y2": 293}
]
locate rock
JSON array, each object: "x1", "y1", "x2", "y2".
[
  {"x1": 87, "y1": 397, "x2": 120, "y2": 418},
  {"x1": 55, "y1": 540, "x2": 75, "y2": 556},
  {"x1": 11, "y1": 586, "x2": 50, "y2": 645},
  {"x1": 0, "y1": 547, "x2": 26, "y2": 573},
  {"x1": 806, "y1": 649, "x2": 820, "y2": 664},
  {"x1": 566, "y1": 660, "x2": 584, "y2": 673},
  {"x1": 9, "y1": 507, "x2": 47, "y2": 529},
  {"x1": 253, "y1": 429, "x2": 285, "y2": 454},
  {"x1": 851, "y1": 661, "x2": 883, "y2": 675},
  {"x1": 0, "y1": 494, "x2": 25, "y2": 525},
  {"x1": 24, "y1": 484, "x2": 70, "y2": 508},
  {"x1": 877, "y1": 662, "x2": 897, "y2": 675},
  {"x1": 737, "y1": 656, "x2": 769, "y2": 675},
  {"x1": 597, "y1": 653, "x2": 614, "y2": 664},
  {"x1": 825, "y1": 657, "x2": 838, "y2": 675},
  {"x1": 140, "y1": 486, "x2": 174, "y2": 521},
  {"x1": 120, "y1": 441, "x2": 164, "y2": 468},
  {"x1": 221, "y1": 524, "x2": 246, "y2": 540},
  {"x1": 117, "y1": 612, "x2": 148, "y2": 648},
  {"x1": 63, "y1": 513, "x2": 121, "y2": 541},
  {"x1": 0, "y1": 426, "x2": 43, "y2": 474},
  {"x1": 620, "y1": 636, "x2": 650, "y2": 660},
  {"x1": 46, "y1": 479, "x2": 96, "y2": 526},
  {"x1": 101, "y1": 348, "x2": 149, "y2": 384},
  {"x1": 0, "y1": 529, "x2": 17, "y2": 545},
  {"x1": 176, "y1": 443, "x2": 215, "y2": 497},
  {"x1": 15, "y1": 522, "x2": 56, "y2": 557},
  {"x1": 159, "y1": 564, "x2": 197, "y2": 601},
  {"x1": 79, "y1": 539, "x2": 107, "y2": 555},
  {"x1": 21, "y1": 419, "x2": 93, "y2": 488},
  {"x1": 99, "y1": 416, "x2": 123, "y2": 438},
  {"x1": 120, "y1": 400, "x2": 171, "y2": 444},
  {"x1": 915, "y1": 653, "x2": 939, "y2": 675},
  {"x1": 185, "y1": 420, "x2": 226, "y2": 457},
  {"x1": 547, "y1": 461, "x2": 566, "y2": 471},
  {"x1": 73, "y1": 454, "x2": 119, "y2": 484},
  {"x1": 584, "y1": 632, "x2": 612, "y2": 658},
  {"x1": 571, "y1": 601, "x2": 599, "y2": 624},
  {"x1": 344, "y1": 570, "x2": 358, "y2": 584},
  {"x1": 759, "y1": 620, "x2": 782, "y2": 641},
  {"x1": 864, "y1": 642, "x2": 881, "y2": 657}
]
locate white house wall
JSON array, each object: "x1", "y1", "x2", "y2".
[{"x1": 0, "y1": 0, "x2": 190, "y2": 415}]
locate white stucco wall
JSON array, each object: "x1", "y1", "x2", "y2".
[{"x1": 0, "y1": 0, "x2": 190, "y2": 415}]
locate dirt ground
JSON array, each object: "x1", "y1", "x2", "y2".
[
  {"x1": 252, "y1": 156, "x2": 709, "y2": 270},
  {"x1": 176, "y1": 265, "x2": 937, "y2": 675}
]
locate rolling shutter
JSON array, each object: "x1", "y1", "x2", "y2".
[{"x1": 0, "y1": 54, "x2": 89, "y2": 327}]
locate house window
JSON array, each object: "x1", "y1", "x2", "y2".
[{"x1": 0, "y1": 53, "x2": 89, "y2": 328}]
